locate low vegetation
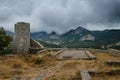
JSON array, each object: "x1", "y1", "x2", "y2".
[
  {"x1": 38, "y1": 40, "x2": 62, "y2": 48},
  {"x1": 46, "y1": 49, "x2": 120, "y2": 80},
  {"x1": 109, "y1": 46, "x2": 120, "y2": 50},
  {"x1": 0, "y1": 50, "x2": 57, "y2": 80},
  {"x1": 0, "y1": 27, "x2": 12, "y2": 55}
]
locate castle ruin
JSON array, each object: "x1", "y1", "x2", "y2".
[
  {"x1": 13, "y1": 22, "x2": 44, "y2": 53},
  {"x1": 14, "y1": 22, "x2": 30, "y2": 53}
]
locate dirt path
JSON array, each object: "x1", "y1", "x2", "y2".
[{"x1": 32, "y1": 61, "x2": 66, "y2": 80}]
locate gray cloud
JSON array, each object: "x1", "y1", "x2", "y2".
[{"x1": 0, "y1": 0, "x2": 120, "y2": 33}]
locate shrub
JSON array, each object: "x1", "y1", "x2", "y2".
[
  {"x1": 33, "y1": 57, "x2": 43, "y2": 64},
  {"x1": 12, "y1": 63, "x2": 22, "y2": 68},
  {"x1": 0, "y1": 27, "x2": 12, "y2": 54}
]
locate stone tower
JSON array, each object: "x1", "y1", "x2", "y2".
[{"x1": 14, "y1": 22, "x2": 30, "y2": 53}]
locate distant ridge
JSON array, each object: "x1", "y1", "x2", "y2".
[{"x1": 6, "y1": 26, "x2": 120, "y2": 49}]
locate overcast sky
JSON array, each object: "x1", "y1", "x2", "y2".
[{"x1": 0, "y1": 0, "x2": 120, "y2": 33}]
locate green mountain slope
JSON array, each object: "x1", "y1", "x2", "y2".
[{"x1": 7, "y1": 26, "x2": 120, "y2": 49}]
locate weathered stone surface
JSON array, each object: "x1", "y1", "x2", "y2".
[
  {"x1": 57, "y1": 50, "x2": 89, "y2": 60},
  {"x1": 36, "y1": 62, "x2": 65, "y2": 80},
  {"x1": 105, "y1": 60, "x2": 120, "y2": 66},
  {"x1": 30, "y1": 39, "x2": 44, "y2": 48},
  {"x1": 80, "y1": 69, "x2": 92, "y2": 80},
  {"x1": 29, "y1": 48, "x2": 43, "y2": 54},
  {"x1": 51, "y1": 49, "x2": 64, "y2": 56},
  {"x1": 13, "y1": 22, "x2": 44, "y2": 54},
  {"x1": 85, "y1": 50, "x2": 96, "y2": 60},
  {"x1": 13, "y1": 22, "x2": 30, "y2": 53}
]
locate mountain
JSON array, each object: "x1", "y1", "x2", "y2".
[
  {"x1": 92, "y1": 29, "x2": 120, "y2": 43},
  {"x1": 79, "y1": 34, "x2": 95, "y2": 41},
  {"x1": 62, "y1": 26, "x2": 91, "y2": 36},
  {"x1": 30, "y1": 31, "x2": 48, "y2": 40},
  {"x1": 60, "y1": 26, "x2": 96, "y2": 48},
  {"x1": 37, "y1": 40, "x2": 62, "y2": 48},
  {"x1": 48, "y1": 31, "x2": 60, "y2": 39},
  {"x1": 52, "y1": 27, "x2": 120, "y2": 49},
  {"x1": 6, "y1": 26, "x2": 120, "y2": 49},
  {"x1": 61, "y1": 26, "x2": 92, "y2": 42},
  {"x1": 6, "y1": 30, "x2": 14, "y2": 36},
  {"x1": 107, "y1": 41, "x2": 120, "y2": 50}
]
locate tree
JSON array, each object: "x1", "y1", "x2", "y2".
[{"x1": 0, "y1": 27, "x2": 12, "y2": 54}]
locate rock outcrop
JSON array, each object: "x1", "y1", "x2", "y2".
[{"x1": 79, "y1": 34, "x2": 95, "y2": 41}]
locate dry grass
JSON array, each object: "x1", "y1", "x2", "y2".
[
  {"x1": 0, "y1": 49, "x2": 120, "y2": 80},
  {"x1": 90, "y1": 50, "x2": 120, "y2": 80},
  {"x1": 92, "y1": 75, "x2": 120, "y2": 80},
  {"x1": 94, "y1": 52, "x2": 120, "y2": 71},
  {"x1": 0, "y1": 50, "x2": 57, "y2": 80},
  {"x1": 46, "y1": 50, "x2": 120, "y2": 80}
]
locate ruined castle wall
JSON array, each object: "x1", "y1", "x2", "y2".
[{"x1": 14, "y1": 22, "x2": 30, "y2": 53}]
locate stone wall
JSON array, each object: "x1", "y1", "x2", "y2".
[
  {"x1": 30, "y1": 39, "x2": 44, "y2": 49},
  {"x1": 14, "y1": 22, "x2": 30, "y2": 53}
]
